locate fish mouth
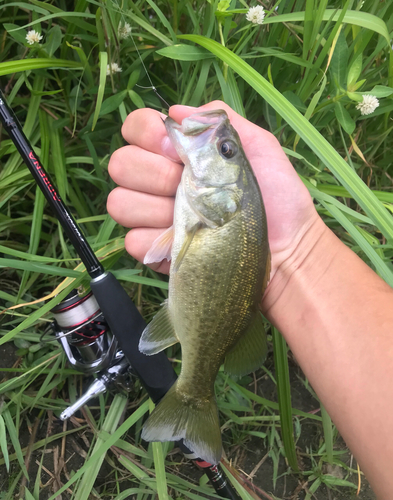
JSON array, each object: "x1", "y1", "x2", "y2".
[
  {"x1": 165, "y1": 110, "x2": 228, "y2": 162},
  {"x1": 165, "y1": 110, "x2": 228, "y2": 136}
]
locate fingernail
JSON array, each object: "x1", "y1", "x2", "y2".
[
  {"x1": 169, "y1": 104, "x2": 196, "y2": 111},
  {"x1": 161, "y1": 136, "x2": 180, "y2": 162}
]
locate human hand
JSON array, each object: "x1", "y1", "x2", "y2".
[{"x1": 107, "y1": 101, "x2": 325, "y2": 309}]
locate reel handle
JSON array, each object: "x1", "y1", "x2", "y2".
[
  {"x1": 60, "y1": 378, "x2": 107, "y2": 420},
  {"x1": 90, "y1": 272, "x2": 177, "y2": 403}
]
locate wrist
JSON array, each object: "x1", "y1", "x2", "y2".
[{"x1": 261, "y1": 216, "x2": 338, "y2": 318}]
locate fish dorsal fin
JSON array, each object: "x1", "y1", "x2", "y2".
[
  {"x1": 144, "y1": 226, "x2": 174, "y2": 265},
  {"x1": 173, "y1": 222, "x2": 203, "y2": 273},
  {"x1": 224, "y1": 312, "x2": 267, "y2": 377},
  {"x1": 139, "y1": 300, "x2": 179, "y2": 355}
]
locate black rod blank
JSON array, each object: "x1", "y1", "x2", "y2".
[{"x1": 0, "y1": 89, "x2": 104, "y2": 279}]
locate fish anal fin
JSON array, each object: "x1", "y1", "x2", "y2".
[
  {"x1": 173, "y1": 222, "x2": 202, "y2": 273},
  {"x1": 144, "y1": 226, "x2": 174, "y2": 265},
  {"x1": 142, "y1": 382, "x2": 222, "y2": 464},
  {"x1": 224, "y1": 312, "x2": 267, "y2": 377},
  {"x1": 139, "y1": 300, "x2": 178, "y2": 355}
]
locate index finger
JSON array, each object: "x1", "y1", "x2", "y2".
[{"x1": 121, "y1": 108, "x2": 180, "y2": 162}]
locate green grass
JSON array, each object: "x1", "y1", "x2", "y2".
[{"x1": 1, "y1": 0, "x2": 392, "y2": 498}]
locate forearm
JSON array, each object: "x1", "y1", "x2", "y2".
[{"x1": 262, "y1": 217, "x2": 393, "y2": 500}]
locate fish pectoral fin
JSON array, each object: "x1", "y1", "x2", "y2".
[
  {"x1": 224, "y1": 312, "x2": 267, "y2": 377},
  {"x1": 139, "y1": 300, "x2": 179, "y2": 355},
  {"x1": 173, "y1": 222, "x2": 203, "y2": 273},
  {"x1": 144, "y1": 226, "x2": 174, "y2": 265}
]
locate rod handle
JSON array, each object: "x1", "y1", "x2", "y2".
[{"x1": 90, "y1": 272, "x2": 177, "y2": 403}]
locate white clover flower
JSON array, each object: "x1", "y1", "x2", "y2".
[
  {"x1": 356, "y1": 94, "x2": 379, "y2": 116},
  {"x1": 118, "y1": 22, "x2": 132, "y2": 40},
  {"x1": 26, "y1": 30, "x2": 43, "y2": 45},
  {"x1": 106, "y1": 62, "x2": 122, "y2": 76},
  {"x1": 246, "y1": 5, "x2": 265, "y2": 25}
]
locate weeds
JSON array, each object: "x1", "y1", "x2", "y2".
[{"x1": 1, "y1": 0, "x2": 392, "y2": 498}]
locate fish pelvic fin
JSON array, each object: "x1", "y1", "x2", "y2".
[
  {"x1": 142, "y1": 382, "x2": 222, "y2": 465},
  {"x1": 224, "y1": 312, "x2": 267, "y2": 377},
  {"x1": 139, "y1": 300, "x2": 179, "y2": 355}
]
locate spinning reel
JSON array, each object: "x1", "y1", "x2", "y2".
[{"x1": 48, "y1": 289, "x2": 134, "y2": 420}]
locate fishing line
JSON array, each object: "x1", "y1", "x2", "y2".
[
  {"x1": 130, "y1": 33, "x2": 171, "y2": 110},
  {"x1": 39, "y1": 312, "x2": 103, "y2": 343},
  {"x1": 115, "y1": 1, "x2": 171, "y2": 111}
]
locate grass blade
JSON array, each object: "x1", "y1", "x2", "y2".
[
  {"x1": 2, "y1": 408, "x2": 28, "y2": 478},
  {"x1": 323, "y1": 202, "x2": 393, "y2": 286},
  {"x1": 0, "y1": 58, "x2": 83, "y2": 76},
  {"x1": 272, "y1": 327, "x2": 298, "y2": 472},
  {"x1": 47, "y1": 400, "x2": 150, "y2": 500},
  {"x1": 0, "y1": 415, "x2": 9, "y2": 472},
  {"x1": 123, "y1": 3, "x2": 172, "y2": 46},
  {"x1": 152, "y1": 441, "x2": 169, "y2": 500},
  {"x1": 22, "y1": 75, "x2": 44, "y2": 140},
  {"x1": 303, "y1": 0, "x2": 315, "y2": 60},
  {"x1": 263, "y1": 10, "x2": 390, "y2": 45},
  {"x1": 91, "y1": 51, "x2": 107, "y2": 131},
  {"x1": 75, "y1": 394, "x2": 128, "y2": 500},
  {"x1": 0, "y1": 258, "x2": 82, "y2": 277},
  {"x1": 24, "y1": 490, "x2": 36, "y2": 500},
  {"x1": 49, "y1": 119, "x2": 68, "y2": 200},
  {"x1": 7, "y1": 10, "x2": 96, "y2": 32},
  {"x1": 315, "y1": 184, "x2": 393, "y2": 204},
  {"x1": 321, "y1": 404, "x2": 334, "y2": 464}
]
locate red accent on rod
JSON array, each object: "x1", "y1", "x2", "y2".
[
  {"x1": 195, "y1": 460, "x2": 213, "y2": 469},
  {"x1": 29, "y1": 151, "x2": 60, "y2": 202}
]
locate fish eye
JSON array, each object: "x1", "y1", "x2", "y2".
[{"x1": 219, "y1": 140, "x2": 237, "y2": 159}]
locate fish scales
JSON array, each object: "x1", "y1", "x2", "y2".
[
  {"x1": 140, "y1": 110, "x2": 270, "y2": 464},
  {"x1": 172, "y1": 184, "x2": 267, "y2": 399}
]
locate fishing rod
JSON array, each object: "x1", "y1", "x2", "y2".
[{"x1": 0, "y1": 88, "x2": 241, "y2": 500}]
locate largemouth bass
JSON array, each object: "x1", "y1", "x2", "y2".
[{"x1": 139, "y1": 110, "x2": 270, "y2": 464}]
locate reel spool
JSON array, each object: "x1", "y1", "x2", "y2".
[{"x1": 51, "y1": 289, "x2": 119, "y2": 374}]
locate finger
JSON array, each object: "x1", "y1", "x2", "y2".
[
  {"x1": 108, "y1": 145, "x2": 183, "y2": 197},
  {"x1": 121, "y1": 108, "x2": 180, "y2": 161},
  {"x1": 107, "y1": 187, "x2": 174, "y2": 228},
  {"x1": 125, "y1": 228, "x2": 171, "y2": 274}
]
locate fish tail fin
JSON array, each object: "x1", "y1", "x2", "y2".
[{"x1": 142, "y1": 382, "x2": 222, "y2": 464}]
